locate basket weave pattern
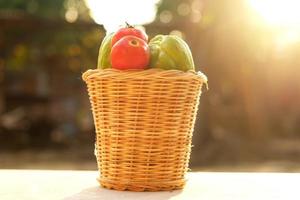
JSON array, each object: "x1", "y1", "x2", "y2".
[{"x1": 83, "y1": 68, "x2": 206, "y2": 191}]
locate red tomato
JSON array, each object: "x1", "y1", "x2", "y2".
[
  {"x1": 111, "y1": 27, "x2": 148, "y2": 47},
  {"x1": 111, "y1": 35, "x2": 150, "y2": 70}
]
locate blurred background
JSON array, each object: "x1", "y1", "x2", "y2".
[{"x1": 1, "y1": 0, "x2": 300, "y2": 171}]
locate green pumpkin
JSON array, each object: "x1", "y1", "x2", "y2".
[
  {"x1": 149, "y1": 35, "x2": 195, "y2": 71},
  {"x1": 97, "y1": 32, "x2": 114, "y2": 69}
]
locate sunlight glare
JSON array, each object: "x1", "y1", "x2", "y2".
[
  {"x1": 248, "y1": 0, "x2": 300, "y2": 27},
  {"x1": 84, "y1": 0, "x2": 161, "y2": 33},
  {"x1": 249, "y1": 0, "x2": 300, "y2": 48},
  {"x1": 276, "y1": 30, "x2": 300, "y2": 50}
]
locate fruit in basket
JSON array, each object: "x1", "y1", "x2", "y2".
[
  {"x1": 111, "y1": 36, "x2": 150, "y2": 70},
  {"x1": 97, "y1": 32, "x2": 114, "y2": 69},
  {"x1": 149, "y1": 35, "x2": 195, "y2": 71},
  {"x1": 112, "y1": 23, "x2": 148, "y2": 46}
]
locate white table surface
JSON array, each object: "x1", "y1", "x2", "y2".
[{"x1": 0, "y1": 170, "x2": 299, "y2": 200}]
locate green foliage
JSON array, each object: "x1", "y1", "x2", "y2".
[
  {"x1": 0, "y1": 0, "x2": 91, "y2": 21},
  {"x1": 0, "y1": 0, "x2": 65, "y2": 18},
  {"x1": 2, "y1": 20, "x2": 103, "y2": 72},
  {"x1": 1, "y1": 0, "x2": 99, "y2": 72},
  {"x1": 156, "y1": 0, "x2": 183, "y2": 14}
]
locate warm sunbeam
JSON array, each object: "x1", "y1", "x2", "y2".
[
  {"x1": 84, "y1": 0, "x2": 161, "y2": 33},
  {"x1": 248, "y1": 0, "x2": 300, "y2": 28},
  {"x1": 249, "y1": 0, "x2": 300, "y2": 48}
]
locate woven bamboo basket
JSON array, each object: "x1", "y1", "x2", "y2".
[{"x1": 82, "y1": 68, "x2": 207, "y2": 192}]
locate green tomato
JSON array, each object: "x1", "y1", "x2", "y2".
[
  {"x1": 97, "y1": 32, "x2": 114, "y2": 69},
  {"x1": 149, "y1": 35, "x2": 195, "y2": 71}
]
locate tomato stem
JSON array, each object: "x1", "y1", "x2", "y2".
[{"x1": 125, "y1": 22, "x2": 134, "y2": 28}]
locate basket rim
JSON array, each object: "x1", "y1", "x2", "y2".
[{"x1": 82, "y1": 68, "x2": 207, "y2": 84}]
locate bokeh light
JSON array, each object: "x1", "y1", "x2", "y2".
[
  {"x1": 65, "y1": 8, "x2": 78, "y2": 23},
  {"x1": 177, "y1": 3, "x2": 191, "y2": 16},
  {"x1": 190, "y1": 0, "x2": 202, "y2": 23},
  {"x1": 170, "y1": 30, "x2": 185, "y2": 39},
  {"x1": 160, "y1": 10, "x2": 173, "y2": 23}
]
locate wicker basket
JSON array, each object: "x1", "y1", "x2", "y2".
[{"x1": 82, "y1": 68, "x2": 207, "y2": 191}]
